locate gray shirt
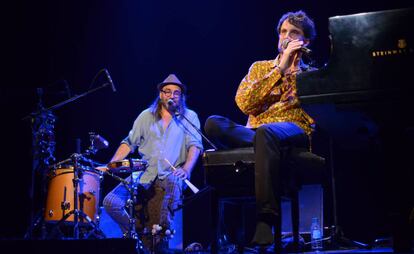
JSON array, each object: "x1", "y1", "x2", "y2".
[{"x1": 122, "y1": 108, "x2": 203, "y2": 185}]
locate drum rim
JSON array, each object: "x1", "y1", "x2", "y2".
[{"x1": 48, "y1": 165, "x2": 99, "y2": 177}]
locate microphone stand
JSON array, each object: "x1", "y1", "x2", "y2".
[
  {"x1": 174, "y1": 110, "x2": 218, "y2": 150},
  {"x1": 22, "y1": 82, "x2": 113, "y2": 121}
]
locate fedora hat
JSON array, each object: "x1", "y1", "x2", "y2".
[{"x1": 157, "y1": 74, "x2": 187, "y2": 93}]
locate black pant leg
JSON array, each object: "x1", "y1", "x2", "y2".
[
  {"x1": 204, "y1": 115, "x2": 255, "y2": 149},
  {"x1": 254, "y1": 125, "x2": 282, "y2": 216},
  {"x1": 253, "y1": 123, "x2": 309, "y2": 215}
]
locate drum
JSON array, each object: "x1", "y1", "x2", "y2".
[
  {"x1": 44, "y1": 165, "x2": 102, "y2": 223},
  {"x1": 107, "y1": 159, "x2": 148, "y2": 174}
]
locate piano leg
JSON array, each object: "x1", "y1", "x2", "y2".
[
  {"x1": 326, "y1": 135, "x2": 371, "y2": 250},
  {"x1": 210, "y1": 187, "x2": 219, "y2": 254}
]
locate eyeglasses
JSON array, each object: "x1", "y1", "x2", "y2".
[{"x1": 161, "y1": 89, "x2": 182, "y2": 97}]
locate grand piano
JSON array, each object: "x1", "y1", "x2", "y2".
[
  {"x1": 298, "y1": 7, "x2": 414, "y2": 250},
  {"x1": 296, "y1": 7, "x2": 414, "y2": 177},
  {"x1": 297, "y1": 8, "x2": 413, "y2": 105},
  {"x1": 204, "y1": 7, "x2": 414, "y2": 252}
]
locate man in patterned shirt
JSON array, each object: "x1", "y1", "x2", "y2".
[{"x1": 204, "y1": 10, "x2": 317, "y2": 246}]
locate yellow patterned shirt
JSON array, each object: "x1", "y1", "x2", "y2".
[{"x1": 235, "y1": 59, "x2": 315, "y2": 135}]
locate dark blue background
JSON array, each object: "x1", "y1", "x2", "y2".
[{"x1": 2, "y1": 0, "x2": 413, "y2": 246}]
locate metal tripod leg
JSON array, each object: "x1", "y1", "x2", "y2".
[
  {"x1": 121, "y1": 174, "x2": 146, "y2": 253},
  {"x1": 48, "y1": 209, "x2": 106, "y2": 239},
  {"x1": 24, "y1": 209, "x2": 47, "y2": 239}
]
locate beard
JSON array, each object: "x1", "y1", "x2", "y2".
[{"x1": 161, "y1": 98, "x2": 180, "y2": 112}]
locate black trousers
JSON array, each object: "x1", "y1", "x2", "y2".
[{"x1": 204, "y1": 115, "x2": 309, "y2": 216}]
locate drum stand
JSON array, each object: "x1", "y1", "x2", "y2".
[{"x1": 49, "y1": 153, "x2": 105, "y2": 239}]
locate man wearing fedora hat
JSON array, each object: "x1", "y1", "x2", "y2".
[{"x1": 102, "y1": 73, "x2": 203, "y2": 252}]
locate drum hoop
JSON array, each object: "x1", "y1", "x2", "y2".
[
  {"x1": 48, "y1": 165, "x2": 98, "y2": 178},
  {"x1": 107, "y1": 159, "x2": 148, "y2": 168},
  {"x1": 106, "y1": 159, "x2": 148, "y2": 174}
]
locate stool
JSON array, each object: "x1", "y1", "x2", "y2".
[{"x1": 203, "y1": 146, "x2": 326, "y2": 253}]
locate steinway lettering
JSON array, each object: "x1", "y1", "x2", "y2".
[{"x1": 372, "y1": 48, "x2": 413, "y2": 57}]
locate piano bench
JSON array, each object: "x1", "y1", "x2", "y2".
[{"x1": 202, "y1": 146, "x2": 326, "y2": 253}]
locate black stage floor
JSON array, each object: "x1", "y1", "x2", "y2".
[{"x1": 0, "y1": 238, "x2": 411, "y2": 254}]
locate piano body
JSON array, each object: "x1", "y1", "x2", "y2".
[
  {"x1": 296, "y1": 7, "x2": 414, "y2": 246},
  {"x1": 297, "y1": 7, "x2": 413, "y2": 105}
]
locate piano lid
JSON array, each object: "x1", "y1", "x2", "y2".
[{"x1": 296, "y1": 8, "x2": 413, "y2": 104}]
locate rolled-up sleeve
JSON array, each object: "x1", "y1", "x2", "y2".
[
  {"x1": 121, "y1": 111, "x2": 147, "y2": 153},
  {"x1": 184, "y1": 111, "x2": 203, "y2": 152}
]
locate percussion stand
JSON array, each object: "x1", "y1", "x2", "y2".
[
  {"x1": 102, "y1": 163, "x2": 146, "y2": 253},
  {"x1": 104, "y1": 168, "x2": 139, "y2": 238},
  {"x1": 71, "y1": 153, "x2": 85, "y2": 238},
  {"x1": 125, "y1": 174, "x2": 139, "y2": 239}
]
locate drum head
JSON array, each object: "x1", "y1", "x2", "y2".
[{"x1": 107, "y1": 159, "x2": 148, "y2": 174}]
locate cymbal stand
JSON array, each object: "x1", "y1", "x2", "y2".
[{"x1": 24, "y1": 88, "x2": 56, "y2": 239}]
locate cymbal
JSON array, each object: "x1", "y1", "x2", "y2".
[{"x1": 106, "y1": 159, "x2": 148, "y2": 174}]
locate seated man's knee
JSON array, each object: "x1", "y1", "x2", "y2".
[
  {"x1": 204, "y1": 115, "x2": 225, "y2": 137},
  {"x1": 255, "y1": 124, "x2": 281, "y2": 146},
  {"x1": 255, "y1": 124, "x2": 272, "y2": 139}
]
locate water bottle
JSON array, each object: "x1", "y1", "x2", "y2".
[{"x1": 310, "y1": 217, "x2": 323, "y2": 251}]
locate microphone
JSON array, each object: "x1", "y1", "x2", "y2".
[
  {"x1": 167, "y1": 98, "x2": 175, "y2": 106},
  {"x1": 167, "y1": 99, "x2": 179, "y2": 115},
  {"x1": 282, "y1": 39, "x2": 312, "y2": 54},
  {"x1": 104, "y1": 69, "x2": 117, "y2": 92},
  {"x1": 93, "y1": 134, "x2": 109, "y2": 150}
]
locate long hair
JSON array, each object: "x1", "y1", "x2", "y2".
[{"x1": 149, "y1": 93, "x2": 187, "y2": 119}]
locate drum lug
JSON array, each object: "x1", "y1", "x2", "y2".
[{"x1": 61, "y1": 201, "x2": 70, "y2": 211}]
